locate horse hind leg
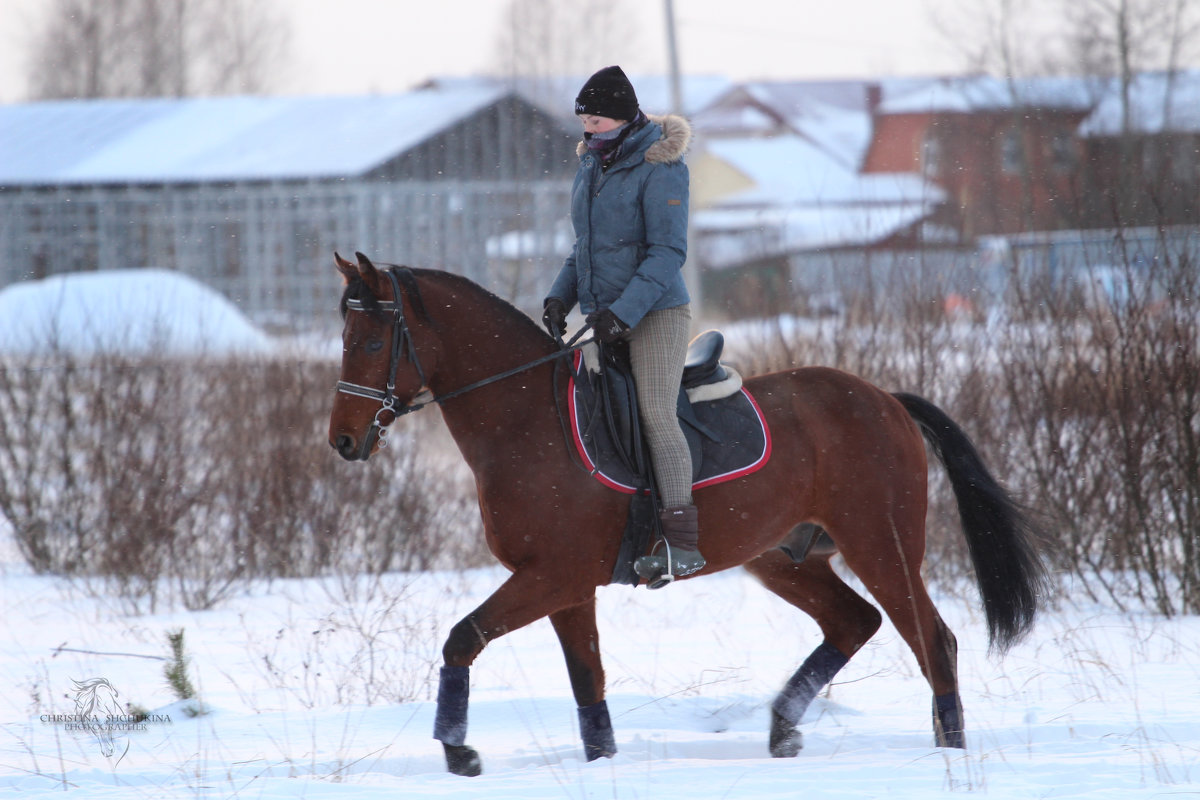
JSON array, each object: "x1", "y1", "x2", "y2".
[
  {"x1": 839, "y1": 521, "x2": 965, "y2": 748},
  {"x1": 743, "y1": 549, "x2": 883, "y2": 757}
]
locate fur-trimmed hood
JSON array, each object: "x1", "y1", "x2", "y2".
[{"x1": 574, "y1": 114, "x2": 692, "y2": 163}]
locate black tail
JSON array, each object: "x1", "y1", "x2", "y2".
[{"x1": 894, "y1": 392, "x2": 1049, "y2": 653}]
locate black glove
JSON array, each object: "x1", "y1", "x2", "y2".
[
  {"x1": 586, "y1": 308, "x2": 630, "y2": 344},
  {"x1": 542, "y1": 298, "x2": 568, "y2": 337}
]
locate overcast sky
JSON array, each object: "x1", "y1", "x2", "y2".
[{"x1": 0, "y1": 0, "x2": 966, "y2": 103}]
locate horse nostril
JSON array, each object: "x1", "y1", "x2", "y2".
[{"x1": 334, "y1": 434, "x2": 357, "y2": 458}]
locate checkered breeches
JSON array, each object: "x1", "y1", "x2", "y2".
[{"x1": 629, "y1": 304, "x2": 693, "y2": 508}]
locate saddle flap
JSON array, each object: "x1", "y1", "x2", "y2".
[
  {"x1": 567, "y1": 347, "x2": 770, "y2": 498},
  {"x1": 595, "y1": 342, "x2": 646, "y2": 477}
]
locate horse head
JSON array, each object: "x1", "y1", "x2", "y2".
[{"x1": 329, "y1": 251, "x2": 435, "y2": 461}]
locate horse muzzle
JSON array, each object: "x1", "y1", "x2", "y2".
[{"x1": 331, "y1": 428, "x2": 378, "y2": 461}]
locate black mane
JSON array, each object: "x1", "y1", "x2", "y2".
[{"x1": 340, "y1": 264, "x2": 551, "y2": 344}]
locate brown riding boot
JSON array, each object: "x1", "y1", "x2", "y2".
[{"x1": 634, "y1": 505, "x2": 706, "y2": 588}]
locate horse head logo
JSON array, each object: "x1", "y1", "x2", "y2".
[{"x1": 71, "y1": 677, "x2": 122, "y2": 757}]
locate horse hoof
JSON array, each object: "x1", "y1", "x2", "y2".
[
  {"x1": 443, "y1": 743, "x2": 482, "y2": 776},
  {"x1": 933, "y1": 692, "x2": 966, "y2": 749},
  {"x1": 936, "y1": 729, "x2": 966, "y2": 749},
  {"x1": 769, "y1": 711, "x2": 803, "y2": 758},
  {"x1": 584, "y1": 742, "x2": 617, "y2": 761}
]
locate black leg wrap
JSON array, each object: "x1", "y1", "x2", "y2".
[
  {"x1": 933, "y1": 691, "x2": 965, "y2": 749},
  {"x1": 771, "y1": 642, "x2": 850, "y2": 726},
  {"x1": 433, "y1": 665, "x2": 470, "y2": 747},
  {"x1": 578, "y1": 700, "x2": 618, "y2": 761}
]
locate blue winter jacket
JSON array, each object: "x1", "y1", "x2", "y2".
[{"x1": 546, "y1": 114, "x2": 692, "y2": 329}]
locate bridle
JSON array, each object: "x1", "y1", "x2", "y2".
[
  {"x1": 335, "y1": 269, "x2": 429, "y2": 455},
  {"x1": 335, "y1": 267, "x2": 590, "y2": 456}
]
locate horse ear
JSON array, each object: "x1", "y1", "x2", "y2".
[
  {"x1": 334, "y1": 251, "x2": 357, "y2": 283},
  {"x1": 353, "y1": 251, "x2": 386, "y2": 296},
  {"x1": 355, "y1": 251, "x2": 377, "y2": 275}
]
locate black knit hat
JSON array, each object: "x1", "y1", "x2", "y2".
[{"x1": 574, "y1": 65, "x2": 639, "y2": 120}]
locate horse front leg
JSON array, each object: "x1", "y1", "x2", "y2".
[
  {"x1": 433, "y1": 569, "x2": 593, "y2": 776},
  {"x1": 549, "y1": 596, "x2": 617, "y2": 761}
]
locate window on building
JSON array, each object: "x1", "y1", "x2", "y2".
[
  {"x1": 921, "y1": 130, "x2": 943, "y2": 178},
  {"x1": 1141, "y1": 140, "x2": 1160, "y2": 177},
  {"x1": 1000, "y1": 126, "x2": 1025, "y2": 174},
  {"x1": 1171, "y1": 135, "x2": 1198, "y2": 184},
  {"x1": 1049, "y1": 129, "x2": 1077, "y2": 173}
]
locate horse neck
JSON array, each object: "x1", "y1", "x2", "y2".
[{"x1": 416, "y1": 276, "x2": 560, "y2": 450}]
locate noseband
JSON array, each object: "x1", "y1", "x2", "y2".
[{"x1": 335, "y1": 268, "x2": 429, "y2": 453}]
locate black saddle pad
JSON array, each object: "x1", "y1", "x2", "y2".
[{"x1": 567, "y1": 351, "x2": 771, "y2": 494}]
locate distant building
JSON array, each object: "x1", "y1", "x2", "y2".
[
  {"x1": 689, "y1": 79, "x2": 950, "y2": 317},
  {"x1": 1077, "y1": 71, "x2": 1200, "y2": 228},
  {"x1": 0, "y1": 86, "x2": 578, "y2": 328},
  {"x1": 5, "y1": 72, "x2": 1198, "y2": 327},
  {"x1": 862, "y1": 75, "x2": 1099, "y2": 239}
]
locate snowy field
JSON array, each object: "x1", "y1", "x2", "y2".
[
  {"x1": 1, "y1": 269, "x2": 1198, "y2": 797},
  {"x1": 2, "y1": 559, "x2": 1198, "y2": 800}
]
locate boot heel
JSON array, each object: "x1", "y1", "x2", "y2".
[{"x1": 636, "y1": 504, "x2": 703, "y2": 588}]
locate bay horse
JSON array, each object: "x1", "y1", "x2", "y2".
[{"x1": 327, "y1": 252, "x2": 1047, "y2": 777}]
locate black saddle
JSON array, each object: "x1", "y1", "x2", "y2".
[
  {"x1": 567, "y1": 330, "x2": 771, "y2": 585},
  {"x1": 682, "y1": 329, "x2": 728, "y2": 387},
  {"x1": 587, "y1": 331, "x2": 730, "y2": 481}
]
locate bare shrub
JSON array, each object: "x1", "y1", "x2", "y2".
[
  {"x1": 0, "y1": 350, "x2": 483, "y2": 612},
  {"x1": 990, "y1": 234, "x2": 1200, "y2": 615},
  {"x1": 736, "y1": 230, "x2": 1198, "y2": 613}
]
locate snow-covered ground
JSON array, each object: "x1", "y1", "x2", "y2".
[
  {"x1": 1, "y1": 560, "x2": 1197, "y2": 799},
  {"x1": 1, "y1": 269, "x2": 1197, "y2": 797}
]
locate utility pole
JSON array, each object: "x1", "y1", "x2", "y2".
[
  {"x1": 664, "y1": 0, "x2": 683, "y2": 115},
  {"x1": 663, "y1": 0, "x2": 702, "y2": 316}
]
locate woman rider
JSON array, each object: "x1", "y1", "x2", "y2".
[{"x1": 542, "y1": 65, "x2": 702, "y2": 585}]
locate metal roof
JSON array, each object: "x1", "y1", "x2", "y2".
[
  {"x1": 0, "y1": 85, "x2": 509, "y2": 186},
  {"x1": 696, "y1": 134, "x2": 944, "y2": 257},
  {"x1": 880, "y1": 75, "x2": 1100, "y2": 115},
  {"x1": 429, "y1": 74, "x2": 733, "y2": 119},
  {"x1": 1078, "y1": 71, "x2": 1200, "y2": 136},
  {"x1": 703, "y1": 135, "x2": 943, "y2": 208}
]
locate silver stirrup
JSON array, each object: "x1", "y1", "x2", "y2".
[{"x1": 647, "y1": 540, "x2": 676, "y2": 590}]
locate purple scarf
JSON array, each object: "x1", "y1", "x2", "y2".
[{"x1": 584, "y1": 112, "x2": 648, "y2": 165}]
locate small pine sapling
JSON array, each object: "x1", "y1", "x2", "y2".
[{"x1": 163, "y1": 628, "x2": 205, "y2": 716}]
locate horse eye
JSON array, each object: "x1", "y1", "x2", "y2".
[{"x1": 365, "y1": 339, "x2": 384, "y2": 354}]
